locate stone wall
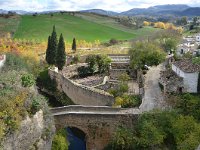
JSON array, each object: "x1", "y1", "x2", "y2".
[
  {"x1": 49, "y1": 69, "x2": 115, "y2": 106},
  {"x1": 2, "y1": 110, "x2": 55, "y2": 150}
]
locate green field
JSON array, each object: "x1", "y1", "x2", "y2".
[
  {"x1": 0, "y1": 16, "x2": 20, "y2": 37},
  {"x1": 13, "y1": 13, "x2": 158, "y2": 42}
]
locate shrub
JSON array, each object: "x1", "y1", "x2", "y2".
[
  {"x1": 86, "y1": 55, "x2": 98, "y2": 74},
  {"x1": 31, "y1": 98, "x2": 41, "y2": 114},
  {"x1": 52, "y1": 129, "x2": 69, "y2": 150},
  {"x1": 109, "y1": 38, "x2": 118, "y2": 45},
  {"x1": 77, "y1": 66, "x2": 90, "y2": 77},
  {"x1": 121, "y1": 94, "x2": 141, "y2": 108},
  {"x1": 3, "y1": 53, "x2": 28, "y2": 71},
  {"x1": 21, "y1": 73, "x2": 35, "y2": 87}
]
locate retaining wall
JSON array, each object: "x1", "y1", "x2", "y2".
[{"x1": 49, "y1": 69, "x2": 115, "y2": 106}]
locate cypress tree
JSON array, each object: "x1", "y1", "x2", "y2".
[
  {"x1": 72, "y1": 38, "x2": 76, "y2": 52},
  {"x1": 56, "y1": 34, "x2": 66, "y2": 70},
  {"x1": 45, "y1": 36, "x2": 51, "y2": 64},
  {"x1": 47, "y1": 25, "x2": 58, "y2": 65}
]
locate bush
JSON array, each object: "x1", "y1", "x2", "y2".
[
  {"x1": 86, "y1": 55, "x2": 98, "y2": 74},
  {"x1": 77, "y1": 66, "x2": 91, "y2": 77},
  {"x1": 121, "y1": 94, "x2": 141, "y2": 108},
  {"x1": 37, "y1": 69, "x2": 57, "y2": 91},
  {"x1": 52, "y1": 129, "x2": 69, "y2": 150},
  {"x1": 3, "y1": 53, "x2": 29, "y2": 71},
  {"x1": 30, "y1": 98, "x2": 41, "y2": 114},
  {"x1": 109, "y1": 38, "x2": 118, "y2": 45},
  {"x1": 21, "y1": 73, "x2": 35, "y2": 87}
]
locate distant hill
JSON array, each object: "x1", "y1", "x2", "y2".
[
  {"x1": 1, "y1": 4, "x2": 200, "y2": 17},
  {"x1": 120, "y1": 4, "x2": 191, "y2": 16},
  {"x1": 81, "y1": 9, "x2": 118, "y2": 16},
  {"x1": 179, "y1": 7, "x2": 200, "y2": 16}
]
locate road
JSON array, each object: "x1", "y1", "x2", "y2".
[{"x1": 139, "y1": 64, "x2": 165, "y2": 111}]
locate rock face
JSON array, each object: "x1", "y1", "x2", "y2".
[{"x1": 2, "y1": 110, "x2": 55, "y2": 150}]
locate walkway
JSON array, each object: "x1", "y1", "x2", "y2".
[{"x1": 139, "y1": 64, "x2": 165, "y2": 111}]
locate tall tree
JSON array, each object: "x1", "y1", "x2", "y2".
[
  {"x1": 72, "y1": 38, "x2": 76, "y2": 52},
  {"x1": 56, "y1": 34, "x2": 66, "y2": 70},
  {"x1": 50, "y1": 25, "x2": 58, "y2": 65},
  {"x1": 45, "y1": 26, "x2": 58, "y2": 65},
  {"x1": 45, "y1": 35, "x2": 51, "y2": 64}
]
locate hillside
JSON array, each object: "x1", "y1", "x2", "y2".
[
  {"x1": 12, "y1": 13, "x2": 159, "y2": 42},
  {"x1": 120, "y1": 4, "x2": 200, "y2": 16},
  {"x1": 14, "y1": 13, "x2": 137, "y2": 42}
]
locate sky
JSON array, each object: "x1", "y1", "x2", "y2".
[{"x1": 0, "y1": 0, "x2": 200, "y2": 12}]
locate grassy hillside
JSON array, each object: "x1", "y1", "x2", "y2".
[
  {"x1": 13, "y1": 13, "x2": 159, "y2": 42},
  {"x1": 0, "y1": 15, "x2": 21, "y2": 37},
  {"x1": 76, "y1": 13, "x2": 159, "y2": 35},
  {"x1": 14, "y1": 13, "x2": 137, "y2": 42}
]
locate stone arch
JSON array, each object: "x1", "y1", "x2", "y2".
[{"x1": 55, "y1": 123, "x2": 89, "y2": 149}]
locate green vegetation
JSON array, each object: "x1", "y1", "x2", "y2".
[
  {"x1": 46, "y1": 26, "x2": 58, "y2": 65},
  {"x1": 0, "y1": 53, "x2": 49, "y2": 143},
  {"x1": 52, "y1": 129, "x2": 69, "y2": 150},
  {"x1": 12, "y1": 13, "x2": 160, "y2": 42},
  {"x1": 21, "y1": 73, "x2": 35, "y2": 87},
  {"x1": 129, "y1": 42, "x2": 165, "y2": 69},
  {"x1": 115, "y1": 95, "x2": 141, "y2": 108},
  {"x1": 46, "y1": 26, "x2": 66, "y2": 70},
  {"x1": 78, "y1": 54, "x2": 111, "y2": 77},
  {"x1": 37, "y1": 69, "x2": 74, "y2": 106},
  {"x1": 109, "y1": 93, "x2": 200, "y2": 149},
  {"x1": 77, "y1": 13, "x2": 159, "y2": 36},
  {"x1": 56, "y1": 34, "x2": 66, "y2": 70},
  {"x1": 0, "y1": 15, "x2": 20, "y2": 37},
  {"x1": 14, "y1": 14, "x2": 136, "y2": 42},
  {"x1": 107, "y1": 110, "x2": 200, "y2": 150}
]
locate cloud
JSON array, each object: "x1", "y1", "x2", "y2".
[{"x1": 0, "y1": 0, "x2": 200, "y2": 12}]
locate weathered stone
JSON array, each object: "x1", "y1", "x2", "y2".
[{"x1": 2, "y1": 110, "x2": 55, "y2": 150}]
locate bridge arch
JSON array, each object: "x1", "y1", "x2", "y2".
[{"x1": 51, "y1": 106, "x2": 140, "y2": 150}]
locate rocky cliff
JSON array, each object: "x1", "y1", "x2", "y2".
[{"x1": 2, "y1": 109, "x2": 55, "y2": 150}]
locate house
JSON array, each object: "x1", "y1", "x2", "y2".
[
  {"x1": 176, "y1": 42, "x2": 198, "y2": 56},
  {"x1": 196, "y1": 34, "x2": 200, "y2": 43},
  {"x1": 176, "y1": 44, "x2": 190, "y2": 56},
  {"x1": 160, "y1": 59, "x2": 200, "y2": 93}
]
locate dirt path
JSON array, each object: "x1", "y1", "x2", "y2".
[{"x1": 139, "y1": 64, "x2": 165, "y2": 111}]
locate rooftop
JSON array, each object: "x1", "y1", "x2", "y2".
[{"x1": 173, "y1": 59, "x2": 200, "y2": 73}]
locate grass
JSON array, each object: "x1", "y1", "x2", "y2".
[
  {"x1": 13, "y1": 13, "x2": 159, "y2": 42},
  {"x1": 14, "y1": 13, "x2": 137, "y2": 42},
  {"x1": 0, "y1": 15, "x2": 21, "y2": 37},
  {"x1": 77, "y1": 13, "x2": 159, "y2": 35}
]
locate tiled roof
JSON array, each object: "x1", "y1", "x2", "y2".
[{"x1": 173, "y1": 59, "x2": 200, "y2": 73}]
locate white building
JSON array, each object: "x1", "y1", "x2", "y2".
[
  {"x1": 176, "y1": 42, "x2": 198, "y2": 56},
  {"x1": 176, "y1": 44, "x2": 191, "y2": 56},
  {"x1": 172, "y1": 59, "x2": 200, "y2": 93},
  {"x1": 0, "y1": 55, "x2": 6, "y2": 70},
  {"x1": 196, "y1": 34, "x2": 200, "y2": 43}
]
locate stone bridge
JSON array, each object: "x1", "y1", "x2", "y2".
[{"x1": 51, "y1": 105, "x2": 140, "y2": 150}]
